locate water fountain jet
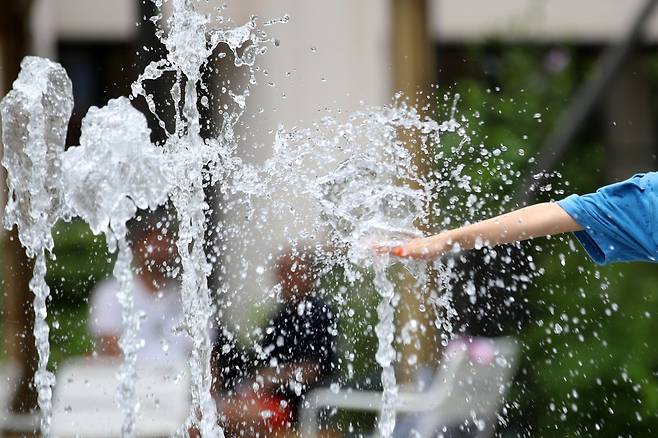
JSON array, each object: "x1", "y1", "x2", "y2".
[{"x1": 1, "y1": 57, "x2": 73, "y2": 436}]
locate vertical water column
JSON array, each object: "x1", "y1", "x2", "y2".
[
  {"x1": 373, "y1": 256, "x2": 399, "y2": 438},
  {"x1": 0, "y1": 57, "x2": 74, "y2": 437},
  {"x1": 131, "y1": 1, "x2": 273, "y2": 434},
  {"x1": 160, "y1": 1, "x2": 220, "y2": 434},
  {"x1": 113, "y1": 234, "x2": 139, "y2": 437},
  {"x1": 313, "y1": 151, "x2": 426, "y2": 438}
]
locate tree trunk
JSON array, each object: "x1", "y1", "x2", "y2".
[
  {"x1": 602, "y1": 57, "x2": 657, "y2": 182},
  {"x1": 0, "y1": 1, "x2": 40, "y2": 436},
  {"x1": 392, "y1": 0, "x2": 435, "y2": 101},
  {"x1": 390, "y1": 0, "x2": 440, "y2": 380}
]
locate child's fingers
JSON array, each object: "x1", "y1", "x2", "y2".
[
  {"x1": 370, "y1": 243, "x2": 410, "y2": 258},
  {"x1": 370, "y1": 244, "x2": 391, "y2": 255},
  {"x1": 371, "y1": 238, "x2": 433, "y2": 259}
]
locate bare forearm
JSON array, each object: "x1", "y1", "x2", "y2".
[
  {"x1": 386, "y1": 202, "x2": 582, "y2": 259},
  {"x1": 446, "y1": 202, "x2": 582, "y2": 251}
]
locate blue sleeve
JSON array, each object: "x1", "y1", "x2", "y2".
[{"x1": 557, "y1": 173, "x2": 658, "y2": 265}]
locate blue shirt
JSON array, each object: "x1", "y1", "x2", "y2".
[{"x1": 557, "y1": 172, "x2": 658, "y2": 265}]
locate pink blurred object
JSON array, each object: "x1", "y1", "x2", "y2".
[{"x1": 447, "y1": 336, "x2": 496, "y2": 365}]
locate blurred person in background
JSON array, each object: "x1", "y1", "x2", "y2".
[
  {"x1": 213, "y1": 248, "x2": 338, "y2": 436},
  {"x1": 88, "y1": 208, "x2": 191, "y2": 363}
]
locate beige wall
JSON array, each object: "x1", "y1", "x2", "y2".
[
  {"x1": 430, "y1": 0, "x2": 658, "y2": 42},
  {"x1": 31, "y1": 0, "x2": 137, "y2": 58},
  {"x1": 45, "y1": 0, "x2": 137, "y2": 40}
]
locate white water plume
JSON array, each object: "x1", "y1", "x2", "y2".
[{"x1": 61, "y1": 97, "x2": 172, "y2": 436}]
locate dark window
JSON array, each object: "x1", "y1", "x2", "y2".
[{"x1": 57, "y1": 41, "x2": 135, "y2": 146}]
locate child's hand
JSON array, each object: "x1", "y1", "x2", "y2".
[{"x1": 374, "y1": 234, "x2": 450, "y2": 260}]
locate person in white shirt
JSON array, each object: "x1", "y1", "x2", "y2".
[{"x1": 88, "y1": 211, "x2": 191, "y2": 363}]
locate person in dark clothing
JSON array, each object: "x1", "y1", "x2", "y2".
[{"x1": 213, "y1": 249, "x2": 337, "y2": 436}]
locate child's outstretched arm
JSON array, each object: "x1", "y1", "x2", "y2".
[{"x1": 386, "y1": 202, "x2": 582, "y2": 260}]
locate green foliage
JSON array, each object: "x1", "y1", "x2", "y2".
[
  {"x1": 48, "y1": 305, "x2": 94, "y2": 369},
  {"x1": 438, "y1": 46, "x2": 658, "y2": 436},
  {"x1": 47, "y1": 218, "x2": 113, "y2": 307},
  {"x1": 319, "y1": 266, "x2": 381, "y2": 383},
  {"x1": 0, "y1": 219, "x2": 105, "y2": 365},
  {"x1": 44, "y1": 219, "x2": 111, "y2": 361},
  {"x1": 519, "y1": 249, "x2": 658, "y2": 436},
  {"x1": 444, "y1": 45, "x2": 603, "y2": 201}
]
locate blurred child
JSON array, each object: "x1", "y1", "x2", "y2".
[
  {"x1": 382, "y1": 173, "x2": 658, "y2": 266},
  {"x1": 214, "y1": 249, "x2": 337, "y2": 436},
  {"x1": 89, "y1": 210, "x2": 190, "y2": 363}
]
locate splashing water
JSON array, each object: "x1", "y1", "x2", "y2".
[
  {"x1": 222, "y1": 103, "x2": 470, "y2": 436},
  {"x1": 0, "y1": 2, "x2": 541, "y2": 437}
]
